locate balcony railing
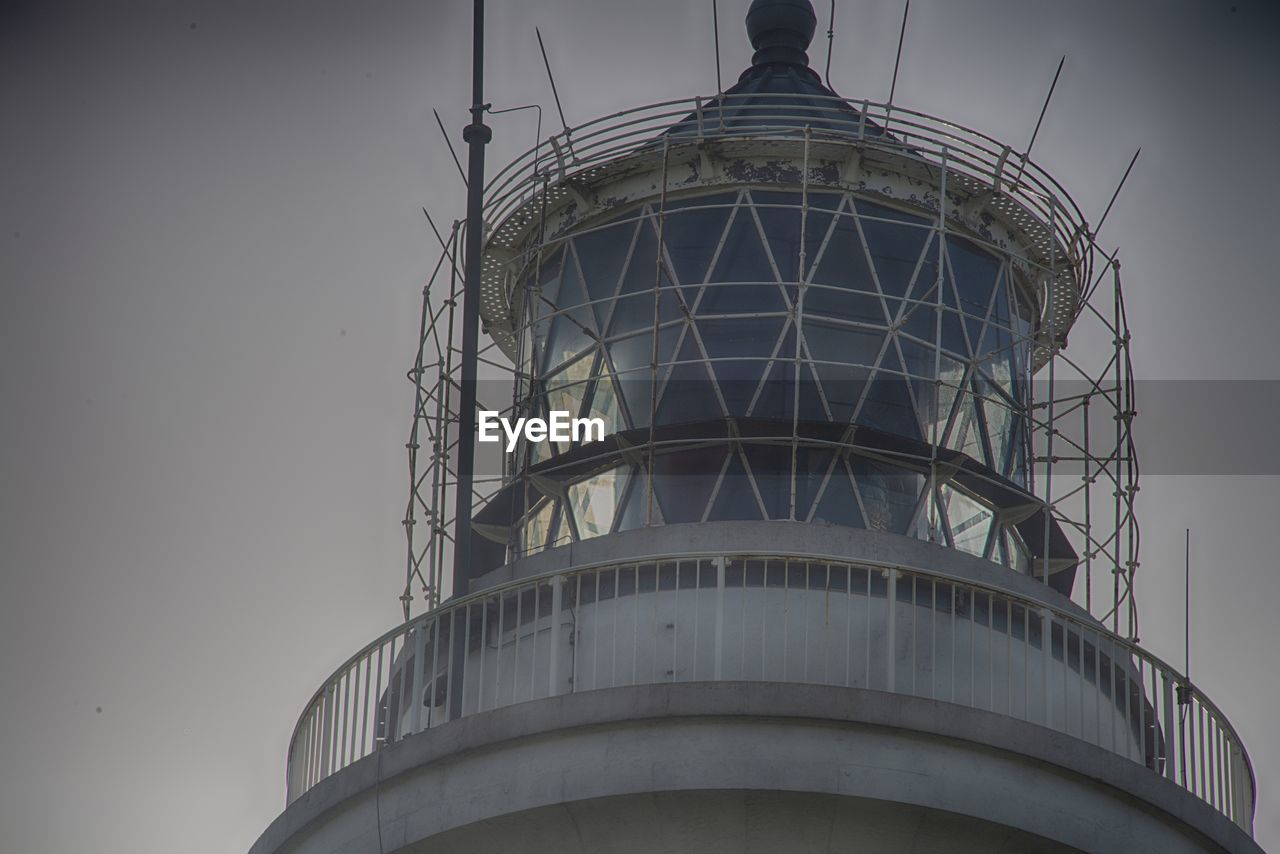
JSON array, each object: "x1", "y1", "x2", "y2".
[{"x1": 284, "y1": 554, "x2": 1254, "y2": 834}]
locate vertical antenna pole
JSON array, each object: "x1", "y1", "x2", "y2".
[
  {"x1": 454, "y1": 0, "x2": 491, "y2": 601},
  {"x1": 1185, "y1": 527, "x2": 1191, "y2": 678}
]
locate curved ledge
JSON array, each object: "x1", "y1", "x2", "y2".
[{"x1": 252, "y1": 682, "x2": 1261, "y2": 854}]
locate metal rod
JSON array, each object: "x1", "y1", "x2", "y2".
[
  {"x1": 888, "y1": 0, "x2": 910, "y2": 106},
  {"x1": 420, "y1": 206, "x2": 449, "y2": 254},
  {"x1": 536, "y1": 27, "x2": 569, "y2": 133},
  {"x1": 433, "y1": 108, "x2": 469, "y2": 189},
  {"x1": 1025, "y1": 56, "x2": 1065, "y2": 159},
  {"x1": 1095, "y1": 148, "x2": 1141, "y2": 238}
]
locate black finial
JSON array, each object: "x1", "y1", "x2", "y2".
[{"x1": 745, "y1": 0, "x2": 818, "y2": 68}]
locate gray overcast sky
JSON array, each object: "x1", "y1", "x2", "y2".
[{"x1": 3, "y1": 1, "x2": 1279, "y2": 851}]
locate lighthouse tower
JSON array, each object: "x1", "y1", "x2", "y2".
[{"x1": 251, "y1": 3, "x2": 1259, "y2": 852}]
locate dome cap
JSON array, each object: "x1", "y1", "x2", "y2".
[{"x1": 745, "y1": 0, "x2": 818, "y2": 68}]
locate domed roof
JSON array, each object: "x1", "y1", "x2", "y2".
[{"x1": 666, "y1": 0, "x2": 887, "y2": 141}]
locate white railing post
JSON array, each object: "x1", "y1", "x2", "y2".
[
  {"x1": 1161, "y1": 671, "x2": 1176, "y2": 781},
  {"x1": 410, "y1": 621, "x2": 426, "y2": 735},
  {"x1": 885, "y1": 568, "x2": 899, "y2": 692},
  {"x1": 549, "y1": 575, "x2": 563, "y2": 697},
  {"x1": 319, "y1": 685, "x2": 333, "y2": 778},
  {"x1": 1042, "y1": 609, "x2": 1053, "y2": 729},
  {"x1": 714, "y1": 556, "x2": 725, "y2": 680}
]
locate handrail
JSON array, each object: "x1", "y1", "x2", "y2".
[
  {"x1": 476, "y1": 93, "x2": 1092, "y2": 333},
  {"x1": 283, "y1": 551, "x2": 1255, "y2": 834}
]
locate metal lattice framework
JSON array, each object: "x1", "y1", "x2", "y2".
[{"x1": 404, "y1": 94, "x2": 1139, "y2": 640}]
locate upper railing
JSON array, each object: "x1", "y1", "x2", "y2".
[
  {"x1": 478, "y1": 93, "x2": 1093, "y2": 358},
  {"x1": 284, "y1": 552, "x2": 1254, "y2": 835}
]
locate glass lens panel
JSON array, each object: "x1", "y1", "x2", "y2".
[
  {"x1": 569, "y1": 467, "x2": 630, "y2": 540},
  {"x1": 812, "y1": 458, "x2": 864, "y2": 527},
  {"x1": 662, "y1": 194, "x2": 735, "y2": 290},
  {"x1": 850, "y1": 456, "x2": 922, "y2": 535},
  {"x1": 523, "y1": 499, "x2": 556, "y2": 556},
  {"x1": 858, "y1": 200, "x2": 931, "y2": 299},
  {"x1": 708, "y1": 450, "x2": 761, "y2": 521},
  {"x1": 742, "y1": 443, "x2": 792, "y2": 519},
  {"x1": 941, "y1": 484, "x2": 993, "y2": 558},
  {"x1": 654, "y1": 447, "x2": 727, "y2": 522},
  {"x1": 575, "y1": 219, "x2": 635, "y2": 329}
]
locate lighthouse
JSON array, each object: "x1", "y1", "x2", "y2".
[{"x1": 251, "y1": 3, "x2": 1259, "y2": 852}]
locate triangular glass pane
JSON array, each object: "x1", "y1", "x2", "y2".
[
  {"x1": 752, "y1": 356, "x2": 791, "y2": 421},
  {"x1": 751, "y1": 196, "x2": 804, "y2": 284},
  {"x1": 977, "y1": 315, "x2": 1012, "y2": 361},
  {"x1": 707, "y1": 450, "x2": 762, "y2": 521},
  {"x1": 527, "y1": 247, "x2": 564, "y2": 371},
  {"x1": 542, "y1": 308, "x2": 596, "y2": 374},
  {"x1": 607, "y1": 264, "x2": 680, "y2": 342},
  {"x1": 810, "y1": 203, "x2": 875, "y2": 291},
  {"x1": 662, "y1": 194, "x2": 735, "y2": 289},
  {"x1": 698, "y1": 206, "x2": 787, "y2": 314},
  {"x1": 850, "y1": 456, "x2": 922, "y2": 534},
  {"x1": 743, "y1": 443, "x2": 792, "y2": 520},
  {"x1": 568, "y1": 467, "x2": 629, "y2": 540},
  {"x1": 700, "y1": 317, "x2": 784, "y2": 417},
  {"x1": 754, "y1": 189, "x2": 842, "y2": 284},
  {"x1": 559, "y1": 244, "x2": 593, "y2": 312},
  {"x1": 804, "y1": 321, "x2": 882, "y2": 422},
  {"x1": 532, "y1": 245, "x2": 565, "y2": 314},
  {"x1": 899, "y1": 303, "x2": 935, "y2": 344},
  {"x1": 903, "y1": 232, "x2": 942, "y2": 303},
  {"x1": 617, "y1": 214, "x2": 661, "y2": 298},
  {"x1": 810, "y1": 360, "x2": 866, "y2": 423},
  {"x1": 796, "y1": 359, "x2": 828, "y2": 422},
  {"x1": 584, "y1": 367, "x2": 625, "y2": 436},
  {"x1": 946, "y1": 392, "x2": 988, "y2": 467},
  {"x1": 940, "y1": 309, "x2": 970, "y2": 360},
  {"x1": 609, "y1": 323, "x2": 683, "y2": 429},
  {"x1": 981, "y1": 384, "x2": 1015, "y2": 479},
  {"x1": 856, "y1": 344, "x2": 922, "y2": 441},
  {"x1": 575, "y1": 221, "x2": 634, "y2": 330},
  {"x1": 991, "y1": 267, "x2": 1014, "y2": 330},
  {"x1": 655, "y1": 447, "x2": 727, "y2": 523},
  {"x1": 1004, "y1": 527, "x2": 1031, "y2": 574},
  {"x1": 522, "y1": 498, "x2": 556, "y2": 556},
  {"x1": 947, "y1": 236, "x2": 1000, "y2": 320},
  {"x1": 941, "y1": 483, "x2": 993, "y2": 558},
  {"x1": 899, "y1": 339, "x2": 963, "y2": 445},
  {"x1": 796, "y1": 447, "x2": 836, "y2": 521},
  {"x1": 939, "y1": 270, "x2": 971, "y2": 359},
  {"x1": 656, "y1": 335, "x2": 723, "y2": 425},
  {"x1": 978, "y1": 323, "x2": 1017, "y2": 403},
  {"x1": 545, "y1": 352, "x2": 596, "y2": 453},
  {"x1": 858, "y1": 199, "x2": 932, "y2": 299},
  {"x1": 615, "y1": 468, "x2": 650, "y2": 532},
  {"x1": 812, "y1": 458, "x2": 864, "y2": 527}
]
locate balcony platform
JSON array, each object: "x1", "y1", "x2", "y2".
[{"x1": 252, "y1": 682, "x2": 1260, "y2": 854}]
